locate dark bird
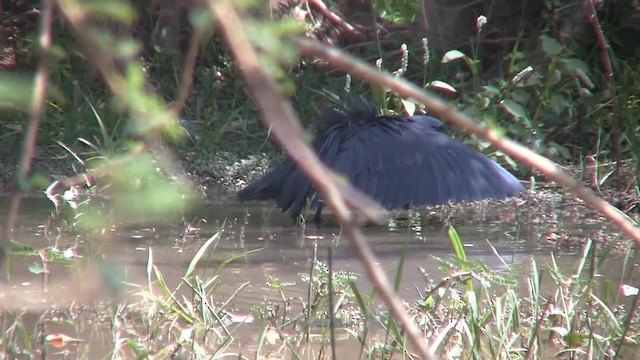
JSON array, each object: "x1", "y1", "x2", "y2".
[{"x1": 239, "y1": 96, "x2": 524, "y2": 221}]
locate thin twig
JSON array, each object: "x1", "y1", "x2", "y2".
[
  {"x1": 209, "y1": 2, "x2": 436, "y2": 359},
  {"x1": 614, "y1": 291, "x2": 640, "y2": 360},
  {"x1": 1, "y1": 0, "x2": 55, "y2": 274},
  {"x1": 524, "y1": 296, "x2": 553, "y2": 360},
  {"x1": 58, "y1": 2, "x2": 128, "y2": 102},
  {"x1": 587, "y1": 239, "x2": 597, "y2": 359},
  {"x1": 220, "y1": 281, "x2": 251, "y2": 310},
  {"x1": 308, "y1": 0, "x2": 357, "y2": 34},
  {"x1": 170, "y1": 23, "x2": 204, "y2": 117},
  {"x1": 421, "y1": 271, "x2": 472, "y2": 301},
  {"x1": 294, "y1": 38, "x2": 640, "y2": 247},
  {"x1": 582, "y1": 0, "x2": 619, "y2": 163},
  {"x1": 327, "y1": 247, "x2": 337, "y2": 360}
]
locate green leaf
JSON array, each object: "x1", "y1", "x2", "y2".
[
  {"x1": 81, "y1": 0, "x2": 136, "y2": 22},
  {"x1": 481, "y1": 85, "x2": 500, "y2": 95},
  {"x1": 500, "y1": 99, "x2": 530, "y2": 121},
  {"x1": 510, "y1": 90, "x2": 530, "y2": 105},
  {"x1": 28, "y1": 262, "x2": 46, "y2": 274},
  {"x1": 190, "y1": 7, "x2": 214, "y2": 30},
  {"x1": 550, "y1": 69, "x2": 562, "y2": 85},
  {"x1": 0, "y1": 74, "x2": 34, "y2": 111},
  {"x1": 561, "y1": 58, "x2": 592, "y2": 76},
  {"x1": 549, "y1": 141, "x2": 571, "y2": 159},
  {"x1": 541, "y1": 35, "x2": 562, "y2": 57},
  {"x1": 185, "y1": 230, "x2": 222, "y2": 278},
  {"x1": 400, "y1": 98, "x2": 415, "y2": 115},
  {"x1": 441, "y1": 50, "x2": 467, "y2": 63},
  {"x1": 114, "y1": 38, "x2": 142, "y2": 58},
  {"x1": 448, "y1": 226, "x2": 467, "y2": 261},
  {"x1": 549, "y1": 93, "x2": 569, "y2": 115},
  {"x1": 7, "y1": 241, "x2": 37, "y2": 256},
  {"x1": 427, "y1": 80, "x2": 457, "y2": 94},
  {"x1": 564, "y1": 329, "x2": 585, "y2": 347}
]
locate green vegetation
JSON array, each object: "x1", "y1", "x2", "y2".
[
  {"x1": 1, "y1": 0, "x2": 638, "y2": 183},
  {"x1": 3, "y1": 220, "x2": 639, "y2": 359},
  {"x1": 1, "y1": 0, "x2": 639, "y2": 358}
]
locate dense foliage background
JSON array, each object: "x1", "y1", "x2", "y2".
[{"x1": 1, "y1": 0, "x2": 639, "y2": 187}]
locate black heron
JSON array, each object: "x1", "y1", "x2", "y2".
[{"x1": 238, "y1": 96, "x2": 524, "y2": 221}]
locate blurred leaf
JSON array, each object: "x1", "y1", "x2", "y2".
[
  {"x1": 110, "y1": 177, "x2": 193, "y2": 224},
  {"x1": 481, "y1": 85, "x2": 500, "y2": 95},
  {"x1": 7, "y1": 241, "x2": 37, "y2": 256},
  {"x1": 448, "y1": 226, "x2": 467, "y2": 262},
  {"x1": 228, "y1": 312, "x2": 255, "y2": 324},
  {"x1": 550, "y1": 69, "x2": 562, "y2": 85},
  {"x1": 564, "y1": 330, "x2": 586, "y2": 347},
  {"x1": 501, "y1": 99, "x2": 530, "y2": 121},
  {"x1": 0, "y1": 74, "x2": 34, "y2": 111},
  {"x1": 371, "y1": 86, "x2": 388, "y2": 109},
  {"x1": 185, "y1": 230, "x2": 222, "y2": 278},
  {"x1": 80, "y1": 0, "x2": 136, "y2": 22},
  {"x1": 549, "y1": 93, "x2": 569, "y2": 115},
  {"x1": 46, "y1": 334, "x2": 83, "y2": 348},
  {"x1": 49, "y1": 44, "x2": 67, "y2": 60},
  {"x1": 43, "y1": 247, "x2": 75, "y2": 264},
  {"x1": 28, "y1": 262, "x2": 46, "y2": 274},
  {"x1": 578, "y1": 88, "x2": 593, "y2": 97},
  {"x1": 561, "y1": 58, "x2": 592, "y2": 77},
  {"x1": 124, "y1": 62, "x2": 147, "y2": 89},
  {"x1": 115, "y1": 38, "x2": 142, "y2": 58},
  {"x1": 190, "y1": 7, "x2": 214, "y2": 30},
  {"x1": 525, "y1": 73, "x2": 544, "y2": 87},
  {"x1": 29, "y1": 172, "x2": 52, "y2": 189},
  {"x1": 400, "y1": 98, "x2": 415, "y2": 115},
  {"x1": 510, "y1": 90, "x2": 530, "y2": 105},
  {"x1": 271, "y1": 18, "x2": 305, "y2": 35},
  {"x1": 497, "y1": 150, "x2": 520, "y2": 170},
  {"x1": 427, "y1": 80, "x2": 457, "y2": 94},
  {"x1": 549, "y1": 141, "x2": 571, "y2": 159},
  {"x1": 550, "y1": 326, "x2": 569, "y2": 337},
  {"x1": 441, "y1": 50, "x2": 467, "y2": 63},
  {"x1": 75, "y1": 152, "x2": 196, "y2": 229},
  {"x1": 541, "y1": 35, "x2": 562, "y2": 57},
  {"x1": 372, "y1": 0, "x2": 420, "y2": 22},
  {"x1": 511, "y1": 51, "x2": 525, "y2": 60}
]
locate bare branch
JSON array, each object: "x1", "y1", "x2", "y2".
[
  {"x1": 2, "y1": 0, "x2": 55, "y2": 271},
  {"x1": 170, "y1": 23, "x2": 204, "y2": 116},
  {"x1": 209, "y1": 1, "x2": 436, "y2": 359}
]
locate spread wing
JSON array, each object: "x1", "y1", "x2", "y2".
[
  {"x1": 238, "y1": 96, "x2": 523, "y2": 218},
  {"x1": 323, "y1": 116, "x2": 524, "y2": 210}
]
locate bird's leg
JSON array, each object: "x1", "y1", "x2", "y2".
[
  {"x1": 294, "y1": 214, "x2": 306, "y2": 226},
  {"x1": 313, "y1": 204, "x2": 324, "y2": 224},
  {"x1": 441, "y1": 201, "x2": 453, "y2": 228}
]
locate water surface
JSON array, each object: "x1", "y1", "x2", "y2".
[{"x1": 1, "y1": 194, "x2": 634, "y2": 358}]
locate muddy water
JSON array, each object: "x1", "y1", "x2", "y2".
[
  {"x1": 1, "y1": 195, "x2": 636, "y2": 358},
  {"x1": 4, "y1": 197, "x2": 532, "y2": 297}
]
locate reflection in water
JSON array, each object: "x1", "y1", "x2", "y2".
[{"x1": 1, "y1": 195, "x2": 636, "y2": 357}]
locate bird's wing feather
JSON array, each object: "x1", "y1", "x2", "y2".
[
  {"x1": 238, "y1": 96, "x2": 523, "y2": 218},
  {"x1": 238, "y1": 160, "x2": 293, "y2": 201},
  {"x1": 324, "y1": 116, "x2": 524, "y2": 210}
]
